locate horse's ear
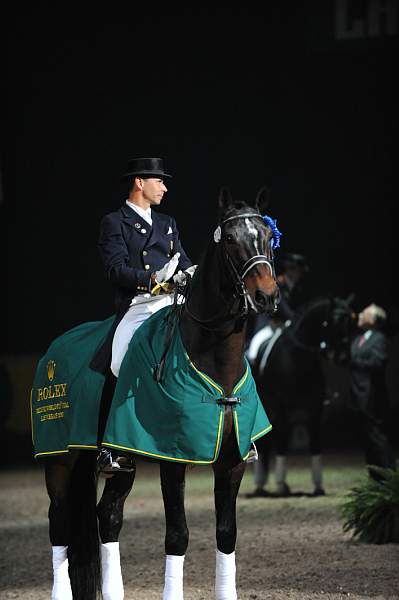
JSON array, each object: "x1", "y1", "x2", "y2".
[
  {"x1": 255, "y1": 184, "x2": 271, "y2": 213},
  {"x1": 218, "y1": 187, "x2": 233, "y2": 213}
]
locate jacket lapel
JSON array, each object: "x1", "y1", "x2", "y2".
[
  {"x1": 121, "y1": 205, "x2": 152, "y2": 240},
  {"x1": 146, "y1": 212, "x2": 164, "y2": 249}
]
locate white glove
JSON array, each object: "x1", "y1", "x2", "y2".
[
  {"x1": 154, "y1": 252, "x2": 180, "y2": 283},
  {"x1": 185, "y1": 265, "x2": 197, "y2": 278},
  {"x1": 173, "y1": 264, "x2": 197, "y2": 285}
]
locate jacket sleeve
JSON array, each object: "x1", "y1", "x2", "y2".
[
  {"x1": 171, "y1": 218, "x2": 192, "y2": 271},
  {"x1": 98, "y1": 214, "x2": 152, "y2": 292}
]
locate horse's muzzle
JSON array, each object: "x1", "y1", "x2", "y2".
[{"x1": 254, "y1": 288, "x2": 280, "y2": 314}]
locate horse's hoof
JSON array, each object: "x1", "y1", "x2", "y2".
[
  {"x1": 275, "y1": 483, "x2": 291, "y2": 497},
  {"x1": 312, "y1": 486, "x2": 326, "y2": 496}
]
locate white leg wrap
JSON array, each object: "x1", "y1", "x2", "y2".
[
  {"x1": 311, "y1": 454, "x2": 323, "y2": 487},
  {"x1": 215, "y1": 549, "x2": 237, "y2": 600},
  {"x1": 163, "y1": 554, "x2": 185, "y2": 600},
  {"x1": 275, "y1": 455, "x2": 287, "y2": 489},
  {"x1": 101, "y1": 542, "x2": 124, "y2": 600},
  {"x1": 51, "y1": 546, "x2": 72, "y2": 600}
]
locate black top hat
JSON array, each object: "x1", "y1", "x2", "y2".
[{"x1": 122, "y1": 157, "x2": 172, "y2": 180}]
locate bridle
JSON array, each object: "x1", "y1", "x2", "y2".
[
  {"x1": 221, "y1": 212, "x2": 277, "y2": 315},
  {"x1": 184, "y1": 211, "x2": 278, "y2": 328},
  {"x1": 154, "y1": 211, "x2": 277, "y2": 379}
]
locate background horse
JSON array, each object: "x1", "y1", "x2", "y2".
[
  {"x1": 248, "y1": 295, "x2": 353, "y2": 497},
  {"x1": 37, "y1": 189, "x2": 280, "y2": 600}
]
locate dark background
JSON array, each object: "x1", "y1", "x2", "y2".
[{"x1": 2, "y1": 2, "x2": 398, "y2": 454}]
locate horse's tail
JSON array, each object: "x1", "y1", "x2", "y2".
[{"x1": 68, "y1": 451, "x2": 101, "y2": 600}]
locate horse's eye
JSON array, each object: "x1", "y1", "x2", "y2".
[{"x1": 224, "y1": 233, "x2": 235, "y2": 243}]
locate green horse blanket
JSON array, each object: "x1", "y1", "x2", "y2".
[
  {"x1": 31, "y1": 307, "x2": 272, "y2": 463},
  {"x1": 31, "y1": 317, "x2": 113, "y2": 457}
]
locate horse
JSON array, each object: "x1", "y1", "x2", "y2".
[
  {"x1": 31, "y1": 189, "x2": 280, "y2": 599},
  {"x1": 246, "y1": 295, "x2": 354, "y2": 497}
]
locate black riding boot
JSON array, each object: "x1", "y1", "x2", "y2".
[{"x1": 96, "y1": 370, "x2": 135, "y2": 474}]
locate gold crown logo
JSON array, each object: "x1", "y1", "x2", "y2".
[{"x1": 47, "y1": 360, "x2": 56, "y2": 381}]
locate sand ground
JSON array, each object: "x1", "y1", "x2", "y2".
[{"x1": 0, "y1": 452, "x2": 398, "y2": 599}]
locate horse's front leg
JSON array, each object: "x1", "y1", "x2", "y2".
[
  {"x1": 160, "y1": 461, "x2": 188, "y2": 600},
  {"x1": 212, "y1": 449, "x2": 246, "y2": 600},
  {"x1": 96, "y1": 468, "x2": 136, "y2": 600},
  {"x1": 308, "y1": 393, "x2": 325, "y2": 496},
  {"x1": 45, "y1": 452, "x2": 79, "y2": 600}
]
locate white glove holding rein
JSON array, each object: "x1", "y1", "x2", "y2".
[
  {"x1": 154, "y1": 252, "x2": 181, "y2": 284},
  {"x1": 173, "y1": 264, "x2": 198, "y2": 285}
]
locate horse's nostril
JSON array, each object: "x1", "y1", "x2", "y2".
[{"x1": 255, "y1": 290, "x2": 267, "y2": 307}]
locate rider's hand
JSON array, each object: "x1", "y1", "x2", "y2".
[
  {"x1": 151, "y1": 253, "x2": 181, "y2": 295},
  {"x1": 154, "y1": 253, "x2": 180, "y2": 284},
  {"x1": 173, "y1": 264, "x2": 198, "y2": 285}
]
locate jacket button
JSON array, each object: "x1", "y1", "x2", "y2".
[
  {"x1": 143, "y1": 250, "x2": 148, "y2": 256},
  {"x1": 144, "y1": 265, "x2": 150, "y2": 270}
]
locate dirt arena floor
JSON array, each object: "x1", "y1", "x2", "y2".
[{"x1": 0, "y1": 451, "x2": 398, "y2": 600}]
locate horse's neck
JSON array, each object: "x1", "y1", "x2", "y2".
[
  {"x1": 292, "y1": 299, "x2": 328, "y2": 348},
  {"x1": 180, "y1": 244, "x2": 247, "y2": 395}
]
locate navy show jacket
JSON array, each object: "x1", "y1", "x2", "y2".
[
  {"x1": 99, "y1": 203, "x2": 192, "y2": 312},
  {"x1": 90, "y1": 203, "x2": 192, "y2": 373}
]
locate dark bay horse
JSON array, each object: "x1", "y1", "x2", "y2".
[
  {"x1": 247, "y1": 295, "x2": 353, "y2": 497},
  {"x1": 36, "y1": 191, "x2": 280, "y2": 599}
]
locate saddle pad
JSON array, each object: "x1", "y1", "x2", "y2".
[
  {"x1": 31, "y1": 317, "x2": 114, "y2": 458},
  {"x1": 103, "y1": 307, "x2": 272, "y2": 464}
]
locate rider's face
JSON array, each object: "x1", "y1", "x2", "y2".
[{"x1": 141, "y1": 178, "x2": 168, "y2": 207}]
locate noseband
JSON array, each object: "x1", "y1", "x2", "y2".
[{"x1": 221, "y1": 212, "x2": 277, "y2": 315}]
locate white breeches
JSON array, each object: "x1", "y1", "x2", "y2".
[{"x1": 111, "y1": 293, "x2": 174, "y2": 377}]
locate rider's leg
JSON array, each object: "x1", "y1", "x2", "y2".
[
  {"x1": 97, "y1": 369, "x2": 134, "y2": 474},
  {"x1": 160, "y1": 461, "x2": 188, "y2": 600},
  {"x1": 97, "y1": 469, "x2": 136, "y2": 600},
  {"x1": 45, "y1": 454, "x2": 78, "y2": 600},
  {"x1": 212, "y1": 457, "x2": 245, "y2": 600},
  {"x1": 97, "y1": 369, "x2": 118, "y2": 447}
]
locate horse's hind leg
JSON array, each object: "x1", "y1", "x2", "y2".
[
  {"x1": 96, "y1": 468, "x2": 136, "y2": 600},
  {"x1": 251, "y1": 434, "x2": 272, "y2": 495},
  {"x1": 213, "y1": 455, "x2": 246, "y2": 600},
  {"x1": 44, "y1": 452, "x2": 79, "y2": 600},
  {"x1": 271, "y1": 399, "x2": 292, "y2": 496},
  {"x1": 160, "y1": 461, "x2": 188, "y2": 600}
]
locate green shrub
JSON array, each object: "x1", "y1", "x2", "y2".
[{"x1": 340, "y1": 466, "x2": 399, "y2": 544}]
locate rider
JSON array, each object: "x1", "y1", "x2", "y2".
[
  {"x1": 246, "y1": 252, "x2": 316, "y2": 497},
  {"x1": 92, "y1": 157, "x2": 194, "y2": 472}
]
